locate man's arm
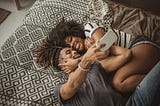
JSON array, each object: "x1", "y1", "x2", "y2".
[
  {"x1": 99, "y1": 45, "x2": 133, "y2": 72},
  {"x1": 59, "y1": 45, "x2": 100, "y2": 100},
  {"x1": 60, "y1": 66, "x2": 88, "y2": 100}
]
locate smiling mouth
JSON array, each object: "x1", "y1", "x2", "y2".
[
  {"x1": 74, "y1": 42, "x2": 80, "y2": 50},
  {"x1": 73, "y1": 54, "x2": 81, "y2": 59}
]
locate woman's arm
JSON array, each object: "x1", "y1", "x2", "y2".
[
  {"x1": 99, "y1": 45, "x2": 133, "y2": 72},
  {"x1": 92, "y1": 28, "x2": 105, "y2": 41},
  {"x1": 92, "y1": 28, "x2": 105, "y2": 42}
]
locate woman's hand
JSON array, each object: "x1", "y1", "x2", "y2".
[
  {"x1": 83, "y1": 43, "x2": 110, "y2": 62},
  {"x1": 58, "y1": 58, "x2": 79, "y2": 74},
  {"x1": 95, "y1": 48, "x2": 110, "y2": 61},
  {"x1": 84, "y1": 38, "x2": 95, "y2": 49}
]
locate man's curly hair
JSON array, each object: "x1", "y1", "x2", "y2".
[{"x1": 34, "y1": 19, "x2": 85, "y2": 69}]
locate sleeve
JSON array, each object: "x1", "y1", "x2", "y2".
[
  {"x1": 54, "y1": 84, "x2": 64, "y2": 105},
  {"x1": 84, "y1": 22, "x2": 105, "y2": 38}
]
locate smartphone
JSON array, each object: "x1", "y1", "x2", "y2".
[{"x1": 96, "y1": 29, "x2": 117, "y2": 51}]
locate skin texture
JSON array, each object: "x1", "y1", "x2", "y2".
[
  {"x1": 64, "y1": 28, "x2": 105, "y2": 52},
  {"x1": 65, "y1": 35, "x2": 85, "y2": 52},
  {"x1": 58, "y1": 45, "x2": 105, "y2": 100},
  {"x1": 112, "y1": 44, "x2": 160, "y2": 92},
  {"x1": 58, "y1": 44, "x2": 134, "y2": 100},
  {"x1": 84, "y1": 38, "x2": 95, "y2": 49},
  {"x1": 63, "y1": 27, "x2": 160, "y2": 93}
]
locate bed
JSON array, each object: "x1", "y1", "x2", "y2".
[{"x1": 0, "y1": 0, "x2": 160, "y2": 105}]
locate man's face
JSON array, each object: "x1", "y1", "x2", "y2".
[
  {"x1": 59, "y1": 47, "x2": 81, "y2": 73},
  {"x1": 65, "y1": 35, "x2": 85, "y2": 53}
]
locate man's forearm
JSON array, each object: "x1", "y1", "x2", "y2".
[{"x1": 60, "y1": 55, "x2": 91, "y2": 100}]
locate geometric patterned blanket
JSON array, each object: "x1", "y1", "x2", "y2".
[
  {"x1": 0, "y1": 24, "x2": 67, "y2": 106},
  {"x1": 0, "y1": 0, "x2": 113, "y2": 105},
  {"x1": 2, "y1": 0, "x2": 160, "y2": 105}
]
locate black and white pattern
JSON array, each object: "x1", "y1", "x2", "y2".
[
  {"x1": 24, "y1": 0, "x2": 113, "y2": 29},
  {"x1": 1, "y1": 24, "x2": 51, "y2": 71},
  {"x1": 0, "y1": 0, "x2": 113, "y2": 105},
  {"x1": 0, "y1": 62, "x2": 67, "y2": 106},
  {"x1": 87, "y1": 0, "x2": 113, "y2": 27},
  {"x1": 24, "y1": 0, "x2": 91, "y2": 28}
]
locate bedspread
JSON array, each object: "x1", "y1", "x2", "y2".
[{"x1": 0, "y1": 0, "x2": 160, "y2": 106}]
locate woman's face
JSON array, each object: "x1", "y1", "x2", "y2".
[{"x1": 65, "y1": 35, "x2": 85, "y2": 52}]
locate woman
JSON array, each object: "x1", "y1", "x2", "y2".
[{"x1": 49, "y1": 19, "x2": 160, "y2": 93}]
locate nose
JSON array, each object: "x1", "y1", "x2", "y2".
[
  {"x1": 71, "y1": 50, "x2": 80, "y2": 59},
  {"x1": 68, "y1": 40, "x2": 74, "y2": 49},
  {"x1": 72, "y1": 50, "x2": 77, "y2": 55}
]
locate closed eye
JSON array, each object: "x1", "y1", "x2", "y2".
[{"x1": 65, "y1": 50, "x2": 71, "y2": 55}]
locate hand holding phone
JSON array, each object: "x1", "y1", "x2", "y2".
[{"x1": 96, "y1": 29, "x2": 117, "y2": 51}]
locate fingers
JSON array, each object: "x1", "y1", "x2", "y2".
[
  {"x1": 61, "y1": 65, "x2": 67, "y2": 69},
  {"x1": 85, "y1": 38, "x2": 95, "y2": 49},
  {"x1": 90, "y1": 43, "x2": 96, "y2": 48},
  {"x1": 60, "y1": 65, "x2": 72, "y2": 74},
  {"x1": 98, "y1": 43, "x2": 106, "y2": 49},
  {"x1": 95, "y1": 43, "x2": 105, "y2": 52},
  {"x1": 64, "y1": 69, "x2": 71, "y2": 74},
  {"x1": 94, "y1": 49, "x2": 110, "y2": 61}
]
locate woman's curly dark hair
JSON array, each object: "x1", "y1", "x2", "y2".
[
  {"x1": 55, "y1": 19, "x2": 86, "y2": 40},
  {"x1": 34, "y1": 19, "x2": 85, "y2": 69},
  {"x1": 34, "y1": 33, "x2": 63, "y2": 69}
]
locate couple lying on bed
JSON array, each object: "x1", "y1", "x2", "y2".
[{"x1": 35, "y1": 19, "x2": 160, "y2": 106}]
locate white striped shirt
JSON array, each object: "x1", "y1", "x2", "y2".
[{"x1": 112, "y1": 29, "x2": 135, "y2": 48}]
